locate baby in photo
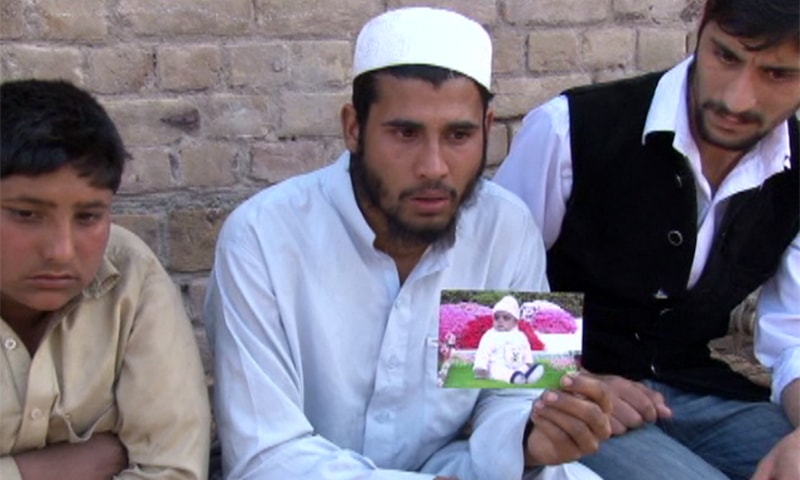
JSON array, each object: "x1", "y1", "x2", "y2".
[{"x1": 472, "y1": 295, "x2": 544, "y2": 384}]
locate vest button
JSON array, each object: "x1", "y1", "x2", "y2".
[
  {"x1": 674, "y1": 174, "x2": 683, "y2": 188},
  {"x1": 667, "y1": 230, "x2": 683, "y2": 246},
  {"x1": 653, "y1": 289, "x2": 669, "y2": 300}
]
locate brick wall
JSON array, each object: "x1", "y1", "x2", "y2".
[{"x1": 0, "y1": 0, "x2": 702, "y2": 372}]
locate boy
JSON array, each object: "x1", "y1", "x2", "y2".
[{"x1": 0, "y1": 79, "x2": 210, "y2": 479}]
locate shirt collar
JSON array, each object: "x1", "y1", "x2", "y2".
[
  {"x1": 642, "y1": 55, "x2": 792, "y2": 177},
  {"x1": 82, "y1": 249, "x2": 121, "y2": 300}
]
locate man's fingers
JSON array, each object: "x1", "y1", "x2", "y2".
[
  {"x1": 631, "y1": 382, "x2": 672, "y2": 420},
  {"x1": 611, "y1": 396, "x2": 646, "y2": 430},
  {"x1": 560, "y1": 374, "x2": 613, "y2": 414},
  {"x1": 533, "y1": 390, "x2": 611, "y2": 450},
  {"x1": 527, "y1": 415, "x2": 582, "y2": 465},
  {"x1": 609, "y1": 415, "x2": 628, "y2": 436},
  {"x1": 599, "y1": 375, "x2": 670, "y2": 423},
  {"x1": 532, "y1": 405, "x2": 603, "y2": 456}
]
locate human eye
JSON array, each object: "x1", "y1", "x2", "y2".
[
  {"x1": 394, "y1": 126, "x2": 419, "y2": 140},
  {"x1": 448, "y1": 127, "x2": 477, "y2": 144},
  {"x1": 451, "y1": 130, "x2": 472, "y2": 141},
  {"x1": 3, "y1": 207, "x2": 40, "y2": 223},
  {"x1": 714, "y1": 45, "x2": 739, "y2": 65},
  {"x1": 764, "y1": 68, "x2": 799, "y2": 83},
  {"x1": 75, "y1": 210, "x2": 105, "y2": 226}
]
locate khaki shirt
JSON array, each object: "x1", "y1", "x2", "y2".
[{"x1": 1, "y1": 225, "x2": 210, "y2": 479}]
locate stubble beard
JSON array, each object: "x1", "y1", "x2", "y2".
[
  {"x1": 694, "y1": 100, "x2": 768, "y2": 152},
  {"x1": 689, "y1": 63, "x2": 768, "y2": 152}
]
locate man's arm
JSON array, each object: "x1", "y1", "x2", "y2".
[
  {"x1": 782, "y1": 379, "x2": 800, "y2": 427},
  {"x1": 205, "y1": 218, "x2": 433, "y2": 480},
  {"x1": 9, "y1": 433, "x2": 127, "y2": 480},
  {"x1": 755, "y1": 232, "x2": 800, "y2": 417},
  {"x1": 749, "y1": 221, "x2": 800, "y2": 480},
  {"x1": 493, "y1": 95, "x2": 573, "y2": 250},
  {"x1": 752, "y1": 379, "x2": 800, "y2": 480}
]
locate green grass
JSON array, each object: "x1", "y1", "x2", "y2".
[{"x1": 442, "y1": 361, "x2": 572, "y2": 389}]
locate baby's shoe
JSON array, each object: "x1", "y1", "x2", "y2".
[{"x1": 525, "y1": 364, "x2": 545, "y2": 384}]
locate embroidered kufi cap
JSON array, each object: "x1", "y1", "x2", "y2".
[
  {"x1": 352, "y1": 7, "x2": 492, "y2": 90},
  {"x1": 493, "y1": 295, "x2": 520, "y2": 320}
]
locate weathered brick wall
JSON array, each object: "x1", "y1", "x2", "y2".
[{"x1": 0, "y1": 0, "x2": 702, "y2": 372}]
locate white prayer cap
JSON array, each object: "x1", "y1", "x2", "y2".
[
  {"x1": 352, "y1": 7, "x2": 492, "y2": 90},
  {"x1": 493, "y1": 295, "x2": 520, "y2": 320}
]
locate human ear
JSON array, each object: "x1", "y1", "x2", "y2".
[{"x1": 341, "y1": 103, "x2": 360, "y2": 153}]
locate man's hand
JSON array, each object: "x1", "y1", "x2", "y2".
[
  {"x1": 524, "y1": 373, "x2": 613, "y2": 466},
  {"x1": 589, "y1": 374, "x2": 672, "y2": 435},
  {"x1": 15, "y1": 433, "x2": 128, "y2": 480},
  {"x1": 752, "y1": 428, "x2": 800, "y2": 480}
]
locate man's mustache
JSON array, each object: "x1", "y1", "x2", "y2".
[
  {"x1": 399, "y1": 181, "x2": 457, "y2": 200},
  {"x1": 701, "y1": 100, "x2": 763, "y2": 125}
]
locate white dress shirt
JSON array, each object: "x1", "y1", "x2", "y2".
[
  {"x1": 205, "y1": 153, "x2": 601, "y2": 480},
  {"x1": 494, "y1": 56, "x2": 800, "y2": 405}
]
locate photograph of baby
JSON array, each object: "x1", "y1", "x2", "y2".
[{"x1": 437, "y1": 289, "x2": 584, "y2": 389}]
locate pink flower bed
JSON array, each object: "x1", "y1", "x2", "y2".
[
  {"x1": 439, "y1": 302, "x2": 492, "y2": 346},
  {"x1": 521, "y1": 300, "x2": 578, "y2": 334}
]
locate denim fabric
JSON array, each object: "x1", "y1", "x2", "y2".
[{"x1": 579, "y1": 380, "x2": 793, "y2": 480}]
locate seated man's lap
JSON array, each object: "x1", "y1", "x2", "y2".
[
  {"x1": 579, "y1": 380, "x2": 792, "y2": 480},
  {"x1": 649, "y1": 380, "x2": 792, "y2": 480},
  {"x1": 579, "y1": 423, "x2": 729, "y2": 480}
]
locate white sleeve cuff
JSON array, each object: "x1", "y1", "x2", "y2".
[{"x1": 770, "y1": 346, "x2": 800, "y2": 404}]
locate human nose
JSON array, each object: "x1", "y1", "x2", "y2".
[
  {"x1": 414, "y1": 139, "x2": 448, "y2": 179},
  {"x1": 42, "y1": 221, "x2": 75, "y2": 264},
  {"x1": 722, "y1": 69, "x2": 757, "y2": 114}
]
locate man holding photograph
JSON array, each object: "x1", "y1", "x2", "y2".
[{"x1": 205, "y1": 7, "x2": 612, "y2": 480}]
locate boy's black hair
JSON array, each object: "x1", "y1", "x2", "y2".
[
  {"x1": 1, "y1": 79, "x2": 129, "y2": 192},
  {"x1": 699, "y1": 0, "x2": 799, "y2": 50}
]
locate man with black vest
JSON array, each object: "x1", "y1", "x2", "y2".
[{"x1": 494, "y1": 0, "x2": 799, "y2": 479}]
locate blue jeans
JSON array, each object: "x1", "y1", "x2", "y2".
[{"x1": 579, "y1": 380, "x2": 793, "y2": 480}]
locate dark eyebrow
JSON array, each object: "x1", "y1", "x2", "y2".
[
  {"x1": 2, "y1": 195, "x2": 110, "y2": 210},
  {"x1": 381, "y1": 119, "x2": 481, "y2": 130},
  {"x1": 764, "y1": 64, "x2": 800, "y2": 76},
  {"x1": 712, "y1": 38, "x2": 800, "y2": 75},
  {"x1": 711, "y1": 38, "x2": 743, "y2": 61},
  {"x1": 382, "y1": 119, "x2": 424, "y2": 130},
  {"x1": 447, "y1": 121, "x2": 481, "y2": 131}
]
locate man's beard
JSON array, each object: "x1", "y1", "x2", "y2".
[
  {"x1": 694, "y1": 99, "x2": 767, "y2": 152},
  {"x1": 689, "y1": 62, "x2": 768, "y2": 152},
  {"x1": 349, "y1": 142, "x2": 486, "y2": 248}
]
